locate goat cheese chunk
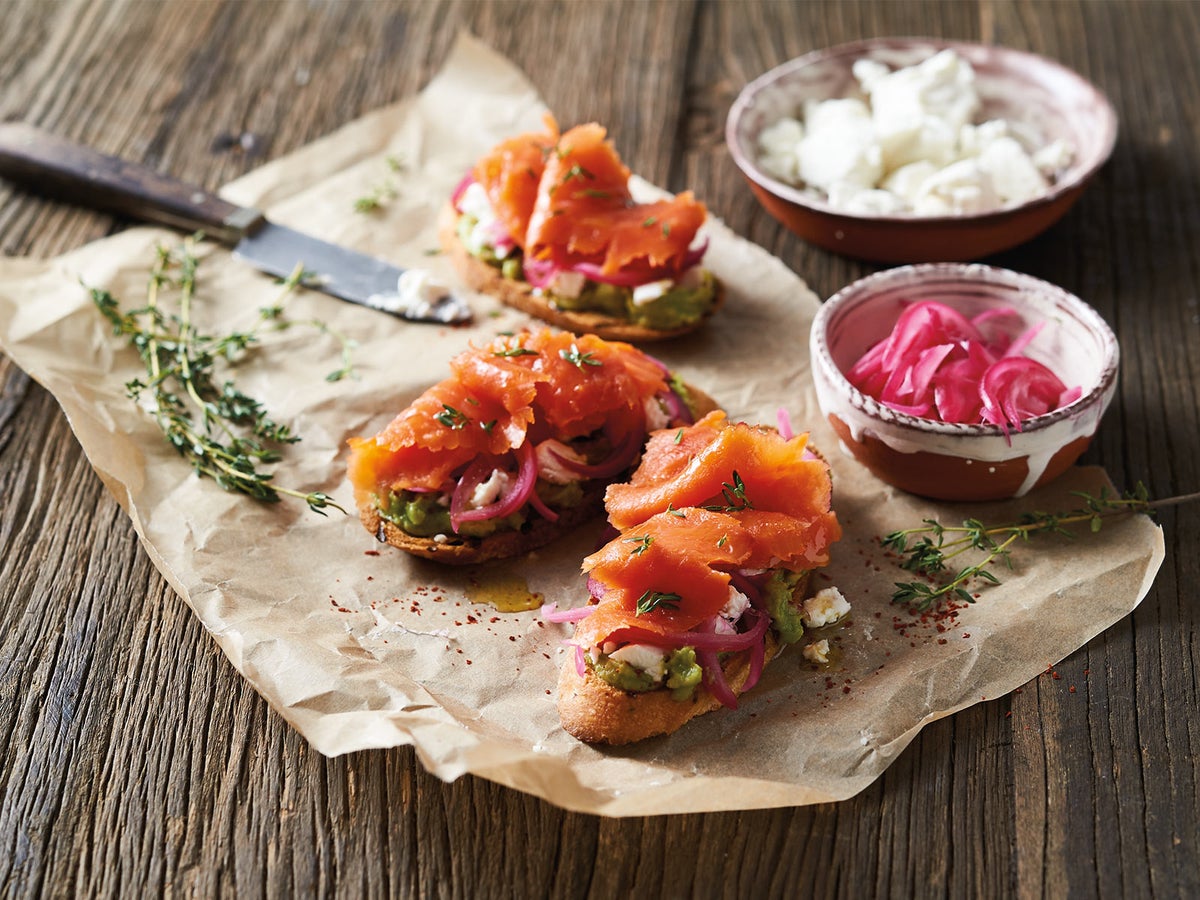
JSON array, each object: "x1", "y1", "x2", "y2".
[
  {"x1": 802, "y1": 586, "x2": 851, "y2": 628},
  {"x1": 609, "y1": 644, "x2": 668, "y2": 682}
]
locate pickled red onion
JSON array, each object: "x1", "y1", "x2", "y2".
[
  {"x1": 449, "y1": 440, "x2": 542, "y2": 531},
  {"x1": 451, "y1": 173, "x2": 474, "y2": 209},
  {"x1": 541, "y1": 603, "x2": 596, "y2": 623},
  {"x1": 980, "y1": 357, "x2": 1076, "y2": 435},
  {"x1": 547, "y1": 428, "x2": 642, "y2": 479},
  {"x1": 776, "y1": 407, "x2": 794, "y2": 440},
  {"x1": 848, "y1": 299, "x2": 1080, "y2": 430},
  {"x1": 697, "y1": 646, "x2": 737, "y2": 708}
]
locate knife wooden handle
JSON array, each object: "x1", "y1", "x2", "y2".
[{"x1": 0, "y1": 121, "x2": 263, "y2": 243}]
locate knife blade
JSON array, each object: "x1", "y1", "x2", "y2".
[{"x1": 0, "y1": 122, "x2": 472, "y2": 324}]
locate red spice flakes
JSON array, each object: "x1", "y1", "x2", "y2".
[
  {"x1": 938, "y1": 638, "x2": 948, "y2": 645},
  {"x1": 545, "y1": 689, "x2": 552, "y2": 695},
  {"x1": 489, "y1": 617, "x2": 500, "y2": 624},
  {"x1": 874, "y1": 611, "x2": 883, "y2": 619},
  {"x1": 1069, "y1": 685, "x2": 1077, "y2": 693},
  {"x1": 364, "y1": 549, "x2": 381, "y2": 556},
  {"x1": 842, "y1": 686, "x2": 851, "y2": 694},
  {"x1": 465, "y1": 659, "x2": 472, "y2": 665},
  {"x1": 466, "y1": 615, "x2": 478, "y2": 625},
  {"x1": 962, "y1": 633, "x2": 971, "y2": 639},
  {"x1": 1005, "y1": 710, "x2": 1013, "y2": 718},
  {"x1": 508, "y1": 635, "x2": 517, "y2": 642}
]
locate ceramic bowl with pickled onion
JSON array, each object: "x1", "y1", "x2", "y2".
[{"x1": 809, "y1": 263, "x2": 1118, "y2": 501}]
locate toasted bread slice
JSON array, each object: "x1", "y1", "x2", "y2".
[
  {"x1": 437, "y1": 204, "x2": 723, "y2": 342},
  {"x1": 557, "y1": 633, "x2": 785, "y2": 746},
  {"x1": 557, "y1": 571, "x2": 811, "y2": 745}
]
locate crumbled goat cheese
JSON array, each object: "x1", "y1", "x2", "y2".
[
  {"x1": 457, "y1": 181, "x2": 512, "y2": 258},
  {"x1": 803, "y1": 639, "x2": 831, "y2": 665},
  {"x1": 802, "y1": 586, "x2": 851, "y2": 628},
  {"x1": 756, "y1": 49, "x2": 1073, "y2": 215},
  {"x1": 549, "y1": 270, "x2": 587, "y2": 300},
  {"x1": 631, "y1": 278, "x2": 675, "y2": 306},
  {"x1": 367, "y1": 268, "x2": 452, "y2": 317},
  {"x1": 714, "y1": 587, "x2": 751, "y2": 635},
  {"x1": 609, "y1": 643, "x2": 668, "y2": 682},
  {"x1": 470, "y1": 468, "x2": 510, "y2": 508},
  {"x1": 643, "y1": 396, "x2": 672, "y2": 432}
]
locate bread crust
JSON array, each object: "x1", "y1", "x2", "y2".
[
  {"x1": 359, "y1": 479, "x2": 609, "y2": 565},
  {"x1": 557, "y1": 634, "x2": 784, "y2": 745},
  {"x1": 437, "y1": 204, "x2": 723, "y2": 342},
  {"x1": 556, "y1": 571, "x2": 812, "y2": 745}
]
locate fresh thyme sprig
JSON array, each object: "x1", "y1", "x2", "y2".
[
  {"x1": 882, "y1": 483, "x2": 1193, "y2": 611},
  {"x1": 353, "y1": 154, "x2": 405, "y2": 213},
  {"x1": 635, "y1": 590, "x2": 681, "y2": 616},
  {"x1": 90, "y1": 237, "x2": 354, "y2": 514},
  {"x1": 701, "y1": 471, "x2": 754, "y2": 512}
]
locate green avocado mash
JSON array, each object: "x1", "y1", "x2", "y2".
[
  {"x1": 377, "y1": 480, "x2": 584, "y2": 540},
  {"x1": 763, "y1": 569, "x2": 810, "y2": 644},
  {"x1": 592, "y1": 647, "x2": 703, "y2": 701},
  {"x1": 457, "y1": 212, "x2": 716, "y2": 330},
  {"x1": 550, "y1": 271, "x2": 717, "y2": 330}
]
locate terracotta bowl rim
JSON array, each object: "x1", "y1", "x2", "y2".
[
  {"x1": 810, "y1": 262, "x2": 1120, "y2": 440},
  {"x1": 725, "y1": 36, "x2": 1119, "y2": 226}
]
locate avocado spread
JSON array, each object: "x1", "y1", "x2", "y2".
[
  {"x1": 377, "y1": 480, "x2": 584, "y2": 540},
  {"x1": 763, "y1": 569, "x2": 810, "y2": 644},
  {"x1": 550, "y1": 272, "x2": 717, "y2": 330},
  {"x1": 593, "y1": 647, "x2": 703, "y2": 701},
  {"x1": 458, "y1": 212, "x2": 716, "y2": 329}
]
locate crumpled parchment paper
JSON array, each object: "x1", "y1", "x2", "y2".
[{"x1": 0, "y1": 33, "x2": 1164, "y2": 816}]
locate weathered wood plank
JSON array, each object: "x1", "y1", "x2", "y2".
[{"x1": 0, "y1": 1, "x2": 1198, "y2": 897}]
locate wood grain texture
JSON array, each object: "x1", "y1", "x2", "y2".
[{"x1": 1, "y1": 1, "x2": 1197, "y2": 897}]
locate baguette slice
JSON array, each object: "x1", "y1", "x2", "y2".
[
  {"x1": 362, "y1": 383, "x2": 719, "y2": 566},
  {"x1": 557, "y1": 572, "x2": 809, "y2": 745},
  {"x1": 438, "y1": 204, "x2": 724, "y2": 343}
]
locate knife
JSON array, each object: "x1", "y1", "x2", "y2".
[{"x1": 0, "y1": 122, "x2": 472, "y2": 325}]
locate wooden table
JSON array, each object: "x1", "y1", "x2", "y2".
[{"x1": 2, "y1": 1, "x2": 1196, "y2": 895}]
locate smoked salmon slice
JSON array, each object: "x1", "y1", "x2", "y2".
[
  {"x1": 572, "y1": 415, "x2": 841, "y2": 651},
  {"x1": 473, "y1": 117, "x2": 559, "y2": 251},
  {"x1": 605, "y1": 416, "x2": 841, "y2": 561},
  {"x1": 472, "y1": 121, "x2": 707, "y2": 281},
  {"x1": 347, "y1": 329, "x2": 675, "y2": 505}
]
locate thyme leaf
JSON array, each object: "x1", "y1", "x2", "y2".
[
  {"x1": 435, "y1": 404, "x2": 469, "y2": 429},
  {"x1": 559, "y1": 343, "x2": 601, "y2": 370},
  {"x1": 623, "y1": 534, "x2": 653, "y2": 556},
  {"x1": 701, "y1": 471, "x2": 754, "y2": 512},
  {"x1": 635, "y1": 590, "x2": 682, "y2": 616}
]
